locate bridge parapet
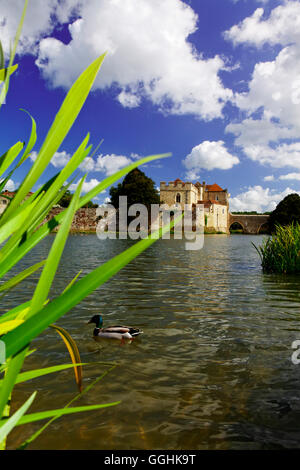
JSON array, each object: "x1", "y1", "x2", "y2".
[{"x1": 229, "y1": 214, "x2": 270, "y2": 234}]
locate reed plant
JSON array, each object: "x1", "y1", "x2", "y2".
[
  {"x1": 253, "y1": 223, "x2": 300, "y2": 274},
  {"x1": 0, "y1": 1, "x2": 178, "y2": 449}
]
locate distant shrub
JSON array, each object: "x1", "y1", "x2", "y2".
[{"x1": 253, "y1": 223, "x2": 300, "y2": 274}]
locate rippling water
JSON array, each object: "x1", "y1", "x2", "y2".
[{"x1": 4, "y1": 234, "x2": 300, "y2": 449}]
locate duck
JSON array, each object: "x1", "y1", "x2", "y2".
[{"x1": 88, "y1": 314, "x2": 143, "y2": 344}]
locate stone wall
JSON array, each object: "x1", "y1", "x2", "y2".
[{"x1": 45, "y1": 207, "x2": 98, "y2": 232}]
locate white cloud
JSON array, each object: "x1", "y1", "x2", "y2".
[
  {"x1": 118, "y1": 90, "x2": 141, "y2": 108},
  {"x1": 279, "y1": 172, "x2": 300, "y2": 181},
  {"x1": 183, "y1": 141, "x2": 240, "y2": 180},
  {"x1": 234, "y1": 142, "x2": 300, "y2": 169},
  {"x1": 94, "y1": 154, "x2": 133, "y2": 176},
  {"x1": 30, "y1": 150, "x2": 71, "y2": 168},
  {"x1": 230, "y1": 185, "x2": 300, "y2": 212},
  {"x1": 79, "y1": 157, "x2": 96, "y2": 173},
  {"x1": 0, "y1": 0, "x2": 77, "y2": 56},
  {"x1": 69, "y1": 178, "x2": 102, "y2": 194},
  {"x1": 50, "y1": 151, "x2": 71, "y2": 168},
  {"x1": 225, "y1": 2, "x2": 300, "y2": 47},
  {"x1": 3, "y1": 179, "x2": 17, "y2": 191},
  {"x1": 31, "y1": 149, "x2": 134, "y2": 176},
  {"x1": 32, "y1": 0, "x2": 232, "y2": 119},
  {"x1": 225, "y1": 2, "x2": 300, "y2": 171},
  {"x1": 264, "y1": 175, "x2": 274, "y2": 181}
]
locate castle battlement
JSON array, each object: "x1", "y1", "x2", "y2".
[{"x1": 160, "y1": 178, "x2": 230, "y2": 233}]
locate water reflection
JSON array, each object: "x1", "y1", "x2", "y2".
[{"x1": 4, "y1": 234, "x2": 300, "y2": 449}]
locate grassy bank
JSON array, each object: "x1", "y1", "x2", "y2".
[{"x1": 253, "y1": 223, "x2": 300, "y2": 274}]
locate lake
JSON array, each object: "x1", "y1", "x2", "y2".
[{"x1": 4, "y1": 234, "x2": 300, "y2": 450}]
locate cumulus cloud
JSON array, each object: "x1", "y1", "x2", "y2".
[
  {"x1": 30, "y1": 148, "x2": 134, "y2": 176},
  {"x1": 69, "y1": 178, "x2": 102, "y2": 194},
  {"x1": 0, "y1": 0, "x2": 78, "y2": 56},
  {"x1": 30, "y1": 150, "x2": 71, "y2": 168},
  {"x1": 94, "y1": 154, "x2": 132, "y2": 176},
  {"x1": 80, "y1": 154, "x2": 133, "y2": 176},
  {"x1": 230, "y1": 185, "x2": 300, "y2": 212},
  {"x1": 50, "y1": 151, "x2": 72, "y2": 168},
  {"x1": 3, "y1": 179, "x2": 17, "y2": 191},
  {"x1": 225, "y1": 1, "x2": 300, "y2": 171},
  {"x1": 225, "y1": 2, "x2": 300, "y2": 47},
  {"x1": 231, "y1": 142, "x2": 300, "y2": 169},
  {"x1": 28, "y1": 0, "x2": 232, "y2": 119},
  {"x1": 183, "y1": 141, "x2": 240, "y2": 180},
  {"x1": 118, "y1": 90, "x2": 141, "y2": 109}
]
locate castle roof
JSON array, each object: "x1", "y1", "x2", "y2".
[
  {"x1": 205, "y1": 183, "x2": 224, "y2": 192},
  {"x1": 198, "y1": 199, "x2": 226, "y2": 206},
  {"x1": 1, "y1": 191, "x2": 16, "y2": 198}
]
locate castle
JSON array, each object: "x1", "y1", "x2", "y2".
[{"x1": 160, "y1": 179, "x2": 230, "y2": 233}]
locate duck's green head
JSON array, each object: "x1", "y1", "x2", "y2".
[{"x1": 88, "y1": 314, "x2": 103, "y2": 328}]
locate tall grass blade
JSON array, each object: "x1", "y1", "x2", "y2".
[
  {"x1": 50, "y1": 325, "x2": 83, "y2": 392},
  {"x1": 0, "y1": 348, "x2": 28, "y2": 419},
  {"x1": 12, "y1": 401, "x2": 120, "y2": 426},
  {"x1": 28, "y1": 177, "x2": 85, "y2": 318},
  {"x1": 0, "y1": 153, "x2": 170, "y2": 279},
  {"x1": 2, "y1": 54, "x2": 105, "y2": 220},
  {"x1": 0, "y1": 65, "x2": 18, "y2": 82},
  {"x1": 0, "y1": 0, "x2": 28, "y2": 109},
  {"x1": 2, "y1": 214, "x2": 183, "y2": 359},
  {"x1": 0, "y1": 142, "x2": 24, "y2": 179},
  {"x1": 17, "y1": 363, "x2": 118, "y2": 449},
  {"x1": 0, "y1": 391, "x2": 36, "y2": 444},
  {"x1": 0, "y1": 260, "x2": 45, "y2": 298}
]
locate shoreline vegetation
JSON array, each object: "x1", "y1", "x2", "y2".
[{"x1": 253, "y1": 223, "x2": 300, "y2": 274}]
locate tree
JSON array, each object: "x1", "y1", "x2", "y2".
[
  {"x1": 269, "y1": 193, "x2": 300, "y2": 231},
  {"x1": 109, "y1": 168, "x2": 160, "y2": 209}
]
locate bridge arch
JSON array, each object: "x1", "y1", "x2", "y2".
[
  {"x1": 257, "y1": 221, "x2": 270, "y2": 234},
  {"x1": 229, "y1": 214, "x2": 270, "y2": 235},
  {"x1": 229, "y1": 221, "x2": 245, "y2": 233}
]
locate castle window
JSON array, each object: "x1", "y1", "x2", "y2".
[{"x1": 176, "y1": 193, "x2": 181, "y2": 203}]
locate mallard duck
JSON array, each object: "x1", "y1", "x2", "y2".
[{"x1": 88, "y1": 314, "x2": 143, "y2": 343}]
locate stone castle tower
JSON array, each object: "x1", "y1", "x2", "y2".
[{"x1": 160, "y1": 179, "x2": 230, "y2": 233}]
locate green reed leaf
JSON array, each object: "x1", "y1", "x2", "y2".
[
  {"x1": 17, "y1": 363, "x2": 118, "y2": 449},
  {"x1": 0, "y1": 65, "x2": 18, "y2": 82},
  {"x1": 0, "y1": 0, "x2": 27, "y2": 109},
  {"x1": 18, "y1": 110, "x2": 37, "y2": 165},
  {"x1": 0, "y1": 391, "x2": 36, "y2": 443},
  {"x1": 0, "y1": 260, "x2": 45, "y2": 299},
  {"x1": 0, "y1": 348, "x2": 28, "y2": 419},
  {"x1": 0, "y1": 153, "x2": 170, "y2": 279},
  {"x1": 0, "y1": 142, "x2": 24, "y2": 179},
  {"x1": 13, "y1": 363, "x2": 89, "y2": 385},
  {"x1": 12, "y1": 402, "x2": 120, "y2": 426},
  {"x1": 2, "y1": 54, "x2": 105, "y2": 221},
  {"x1": 28, "y1": 177, "x2": 85, "y2": 318},
  {"x1": 2, "y1": 214, "x2": 182, "y2": 359}
]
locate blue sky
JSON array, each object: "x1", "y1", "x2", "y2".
[{"x1": 1, "y1": 0, "x2": 300, "y2": 211}]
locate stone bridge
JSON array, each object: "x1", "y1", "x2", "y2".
[{"x1": 229, "y1": 214, "x2": 270, "y2": 234}]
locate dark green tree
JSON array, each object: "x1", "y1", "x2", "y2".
[
  {"x1": 269, "y1": 193, "x2": 300, "y2": 231},
  {"x1": 109, "y1": 168, "x2": 160, "y2": 209}
]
